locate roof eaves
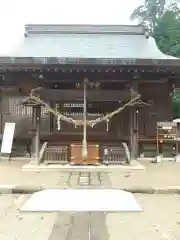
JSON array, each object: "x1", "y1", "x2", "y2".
[
  {"x1": 0, "y1": 57, "x2": 179, "y2": 68},
  {"x1": 24, "y1": 24, "x2": 146, "y2": 36}
]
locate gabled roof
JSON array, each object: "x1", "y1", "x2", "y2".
[{"x1": 0, "y1": 24, "x2": 179, "y2": 67}]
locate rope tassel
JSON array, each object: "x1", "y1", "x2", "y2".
[
  {"x1": 106, "y1": 119, "x2": 109, "y2": 132},
  {"x1": 57, "y1": 115, "x2": 61, "y2": 131}
]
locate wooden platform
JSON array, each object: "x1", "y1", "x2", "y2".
[{"x1": 21, "y1": 160, "x2": 146, "y2": 172}]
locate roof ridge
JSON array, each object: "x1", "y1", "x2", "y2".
[{"x1": 24, "y1": 24, "x2": 148, "y2": 36}]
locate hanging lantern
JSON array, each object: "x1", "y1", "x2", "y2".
[{"x1": 57, "y1": 115, "x2": 61, "y2": 131}]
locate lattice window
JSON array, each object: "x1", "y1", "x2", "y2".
[
  {"x1": 3, "y1": 97, "x2": 49, "y2": 117},
  {"x1": 7, "y1": 97, "x2": 32, "y2": 117},
  {"x1": 63, "y1": 103, "x2": 84, "y2": 108},
  {"x1": 41, "y1": 106, "x2": 49, "y2": 116},
  {"x1": 61, "y1": 102, "x2": 103, "y2": 118}
]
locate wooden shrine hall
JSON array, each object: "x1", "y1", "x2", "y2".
[{"x1": 0, "y1": 24, "x2": 180, "y2": 165}]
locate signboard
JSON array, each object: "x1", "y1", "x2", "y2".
[
  {"x1": 162, "y1": 126, "x2": 172, "y2": 130},
  {"x1": 1, "y1": 122, "x2": 15, "y2": 154}
]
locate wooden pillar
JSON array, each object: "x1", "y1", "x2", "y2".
[
  {"x1": 129, "y1": 83, "x2": 139, "y2": 161},
  {"x1": 0, "y1": 92, "x2": 3, "y2": 134},
  {"x1": 31, "y1": 105, "x2": 41, "y2": 164},
  {"x1": 49, "y1": 102, "x2": 54, "y2": 134},
  {"x1": 175, "y1": 122, "x2": 180, "y2": 162},
  {"x1": 130, "y1": 108, "x2": 138, "y2": 160}
]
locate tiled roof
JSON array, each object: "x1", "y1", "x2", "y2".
[{"x1": 8, "y1": 24, "x2": 177, "y2": 60}]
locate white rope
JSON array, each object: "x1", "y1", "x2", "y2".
[
  {"x1": 28, "y1": 92, "x2": 141, "y2": 127},
  {"x1": 106, "y1": 119, "x2": 109, "y2": 132},
  {"x1": 57, "y1": 115, "x2": 61, "y2": 131},
  {"x1": 88, "y1": 94, "x2": 141, "y2": 127}
]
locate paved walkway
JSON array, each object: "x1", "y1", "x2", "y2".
[
  {"x1": 0, "y1": 160, "x2": 180, "y2": 239},
  {"x1": 108, "y1": 161, "x2": 180, "y2": 189},
  {"x1": 0, "y1": 160, "x2": 180, "y2": 189},
  {"x1": 0, "y1": 164, "x2": 112, "y2": 240}
]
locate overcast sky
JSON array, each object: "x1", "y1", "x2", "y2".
[{"x1": 0, "y1": 0, "x2": 143, "y2": 54}]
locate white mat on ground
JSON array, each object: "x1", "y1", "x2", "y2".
[{"x1": 20, "y1": 189, "x2": 143, "y2": 212}]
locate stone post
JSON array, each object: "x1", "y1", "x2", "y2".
[
  {"x1": 175, "y1": 121, "x2": 180, "y2": 162},
  {"x1": 31, "y1": 105, "x2": 41, "y2": 164}
]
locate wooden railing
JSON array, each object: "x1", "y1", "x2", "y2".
[
  {"x1": 43, "y1": 145, "x2": 69, "y2": 164},
  {"x1": 100, "y1": 144, "x2": 129, "y2": 165}
]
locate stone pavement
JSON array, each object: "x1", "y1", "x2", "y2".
[
  {"x1": 106, "y1": 194, "x2": 180, "y2": 240},
  {"x1": 0, "y1": 164, "x2": 112, "y2": 240},
  {"x1": 1, "y1": 193, "x2": 180, "y2": 240},
  {"x1": 0, "y1": 160, "x2": 180, "y2": 239},
  {"x1": 108, "y1": 160, "x2": 180, "y2": 189},
  {"x1": 0, "y1": 160, "x2": 180, "y2": 189},
  {"x1": 0, "y1": 194, "x2": 56, "y2": 240},
  {"x1": 48, "y1": 212, "x2": 109, "y2": 240}
]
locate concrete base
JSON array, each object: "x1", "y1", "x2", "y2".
[
  {"x1": 21, "y1": 160, "x2": 146, "y2": 172},
  {"x1": 156, "y1": 155, "x2": 162, "y2": 163},
  {"x1": 0, "y1": 156, "x2": 32, "y2": 162},
  {"x1": 138, "y1": 157, "x2": 176, "y2": 162},
  {"x1": 175, "y1": 155, "x2": 180, "y2": 162}
]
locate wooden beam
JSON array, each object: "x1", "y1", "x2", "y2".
[{"x1": 38, "y1": 89, "x2": 131, "y2": 101}]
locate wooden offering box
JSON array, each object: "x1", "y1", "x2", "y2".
[{"x1": 70, "y1": 143, "x2": 100, "y2": 165}]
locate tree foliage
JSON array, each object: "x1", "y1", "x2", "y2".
[
  {"x1": 131, "y1": 0, "x2": 180, "y2": 57},
  {"x1": 172, "y1": 92, "x2": 180, "y2": 118},
  {"x1": 131, "y1": 0, "x2": 180, "y2": 118},
  {"x1": 153, "y1": 2, "x2": 180, "y2": 57},
  {"x1": 130, "y1": 0, "x2": 166, "y2": 30}
]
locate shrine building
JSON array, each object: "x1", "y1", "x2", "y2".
[{"x1": 0, "y1": 24, "x2": 179, "y2": 165}]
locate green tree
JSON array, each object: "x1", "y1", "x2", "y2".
[
  {"x1": 131, "y1": 0, "x2": 180, "y2": 117},
  {"x1": 172, "y1": 92, "x2": 180, "y2": 118},
  {"x1": 130, "y1": 0, "x2": 166, "y2": 30},
  {"x1": 153, "y1": 3, "x2": 180, "y2": 57}
]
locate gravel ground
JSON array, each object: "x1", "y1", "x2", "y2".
[
  {"x1": 0, "y1": 193, "x2": 180, "y2": 239},
  {"x1": 108, "y1": 161, "x2": 180, "y2": 189},
  {"x1": 107, "y1": 194, "x2": 180, "y2": 240},
  {"x1": 0, "y1": 194, "x2": 56, "y2": 240},
  {"x1": 0, "y1": 161, "x2": 180, "y2": 239},
  {"x1": 1, "y1": 161, "x2": 180, "y2": 189}
]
